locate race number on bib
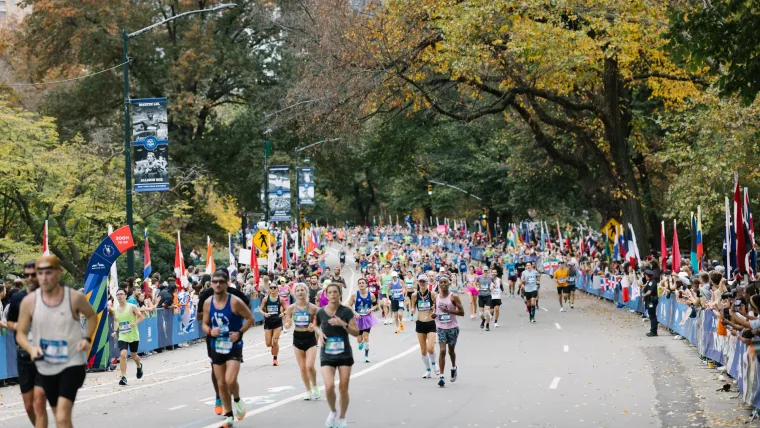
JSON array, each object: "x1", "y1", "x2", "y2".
[
  {"x1": 438, "y1": 313, "x2": 451, "y2": 323},
  {"x1": 325, "y1": 337, "x2": 345, "y2": 355},
  {"x1": 118, "y1": 321, "x2": 132, "y2": 334},
  {"x1": 267, "y1": 305, "x2": 279, "y2": 315},
  {"x1": 417, "y1": 300, "x2": 431, "y2": 311},
  {"x1": 215, "y1": 337, "x2": 233, "y2": 354},
  {"x1": 40, "y1": 339, "x2": 69, "y2": 364}
]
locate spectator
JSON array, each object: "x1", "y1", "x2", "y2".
[{"x1": 158, "y1": 283, "x2": 176, "y2": 310}]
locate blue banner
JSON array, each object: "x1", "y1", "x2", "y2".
[{"x1": 132, "y1": 98, "x2": 169, "y2": 192}]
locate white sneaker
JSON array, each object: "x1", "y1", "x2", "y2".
[
  {"x1": 312, "y1": 387, "x2": 321, "y2": 400},
  {"x1": 560, "y1": 308, "x2": 565, "y2": 312},
  {"x1": 304, "y1": 391, "x2": 313, "y2": 401},
  {"x1": 422, "y1": 369, "x2": 431, "y2": 379},
  {"x1": 494, "y1": 322, "x2": 499, "y2": 327},
  {"x1": 433, "y1": 366, "x2": 440, "y2": 376},
  {"x1": 325, "y1": 411, "x2": 337, "y2": 428}
]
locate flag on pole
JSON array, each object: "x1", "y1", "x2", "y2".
[
  {"x1": 672, "y1": 220, "x2": 681, "y2": 273},
  {"x1": 108, "y1": 225, "x2": 118, "y2": 299},
  {"x1": 42, "y1": 219, "x2": 50, "y2": 255},
  {"x1": 745, "y1": 189, "x2": 757, "y2": 278},
  {"x1": 281, "y1": 230, "x2": 289, "y2": 271},
  {"x1": 143, "y1": 228, "x2": 152, "y2": 281},
  {"x1": 627, "y1": 223, "x2": 641, "y2": 266},
  {"x1": 697, "y1": 206, "x2": 704, "y2": 270},
  {"x1": 613, "y1": 226, "x2": 620, "y2": 261},
  {"x1": 618, "y1": 225, "x2": 627, "y2": 260},
  {"x1": 660, "y1": 221, "x2": 667, "y2": 270},
  {"x1": 733, "y1": 173, "x2": 746, "y2": 272},
  {"x1": 556, "y1": 221, "x2": 562, "y2": 248},
  {"x1": 205, "y1": 236, "x2": 216, "y2": 274},
  {"x1": 174, "y1": 231, "x2": 186, "y2": 289},
  {"x1": 724, "y1": 197, "x2": 732, "y2": 279},
  {"x1": 228, "y1": 233, "x2": 236, "y2": 270},
  {"x1": 690, "y1": 212, "x2": 698, "y2": 273},
  {"x1": 579, "y1": 225, "x2": 585, "y2": 256},
  {"x1": 294, "y1": 227, "x2": 300, "y2": 263},
  {"x1": 250, "y1": 238, "x2": 260, "y2": 287},
  {"x1": 268, "y1": 231, "x2": 276, "y2": 274}
]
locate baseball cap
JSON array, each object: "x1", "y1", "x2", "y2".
[
  {"x1": 391, "y1": 271, "x2": 398, "y2": 277},
  {"x1": 417, "y1": 274, "x2": 428, "y2": 281}
]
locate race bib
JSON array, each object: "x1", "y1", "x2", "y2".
[
  {"x1": 438, "y1": 313, "x2": 451, "y2": 323},
  {"x1": 325, "y1": 337, "x2": 345, "y2": 355},
  {"x1": 40, "y1": 339, "x2": 68, "y2": 364},
  {"x1": 369, "y1": 285, "x2": 377, "y2": 294},
  {"x1": 215, "y1": 337, "x2": 233, "y2": 354},
  {"x1": 294, "y1": 313, "x2": 310, "y2": 327},
  {"x1": 118, "y1": 321, "x2": 132, "y2": 334},
  {"x1": 267, "y1": 304, "x2": 279, "y2": 315},
  {"x1": 357, "y1": 306, "x2": 371, "y2": 316},
  {"x1": 417, "y1": 300, "x2": 431, "y2": 311},
  {"x1": 392, "y1": 290, "x2": 402, "y2": 299}
]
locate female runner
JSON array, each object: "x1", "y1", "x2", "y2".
[
  {"x1": 284, "y1": 283, "x2": 321, "y2": 400},
  {"x1": 261, "y1": 281, "x2": 286, "y2": 366},
  {"x1": 346, "y1": 278, "x2": 378, "y2": 363},
  {"x1": 411, "y1": 274, "x2": 438, "y2": 378},
  {"x1": 465, "y1": 266, "x2": 478, "y2": 319}
]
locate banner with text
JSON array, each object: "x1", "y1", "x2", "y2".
[
  {"x1": 131, "y1": 98, "x2": 169, "y2": 192},
  {"x1": 268, "y1": 165, "x2": 291, "y2": 222},
  {"x1": 297, "y1": 166, "x2": 315, "y2": 206}
]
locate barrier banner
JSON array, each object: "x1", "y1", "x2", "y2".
[
  {"x1": 84, "y1": 226, "x2": 134, "y2": 369},
  {"x1": 132, "y1": 98, "x2": 169, "y2": 192}
]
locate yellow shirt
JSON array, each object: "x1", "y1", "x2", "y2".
[{"x1": 554, "y1": 269, "x2": 569, "y2": 287}]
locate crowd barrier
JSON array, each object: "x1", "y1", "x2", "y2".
[
  {"x1": 0, "y1": 298, "x2": 265, "y2": 380},
  {"x1": 576, "y1": 274, "x2": 760, "y2": 409}
]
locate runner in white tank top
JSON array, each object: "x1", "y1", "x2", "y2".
[{"x1": 433, "y1": 277, "x2": 464, "y2": 388}]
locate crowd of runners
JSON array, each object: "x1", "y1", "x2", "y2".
[{"x1": 4, "y1": 224, "x2": 592, "y2": 427}]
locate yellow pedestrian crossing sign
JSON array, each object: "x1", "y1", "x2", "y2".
[
  {"x1": 601, "y1": 218, "x2": 621, "y2": 240},
  {"x1": 254, "y1": 230, "x2": 271, "y2": 253}
]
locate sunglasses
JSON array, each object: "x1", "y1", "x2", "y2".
[
  {"x1": 269, "y1": 286, "x2": 278, "y2": 290},
  {"x1": 24, "y1": 272, "x2": 37, "y2": 278},
  {"x1": 210, "y1": 279, "x2": 226, "y2": 284}
]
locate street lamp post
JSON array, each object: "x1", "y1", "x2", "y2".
[
  {"x1": 293, "y1": 138, "x2": 341, "y2": 225},
  {"x1": 122, "y1": 3, "x2": 236, "y2": 277}
]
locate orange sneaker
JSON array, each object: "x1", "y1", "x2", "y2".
[
  {"x1": 395, "y1": 328, "x2": 400, "y2": 334},
  {"x1": 214, "y1": 397, "x2": 223, "y2": 415},
  {"x1": 273, "y1": 359, "x2": 279, "y2": 366},
  {"x1": 400, "y1": 322, "x2": 405, "y2": 331}
]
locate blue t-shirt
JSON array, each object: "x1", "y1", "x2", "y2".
[{"x1": 521, "y1": 270, "x2": 540, "y2": 292}]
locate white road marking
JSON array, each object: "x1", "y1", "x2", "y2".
[
  {"x1": 563, "y1": 345, "x2": 569, "y2": 352},
  {"x1": 549, "y1": 377, "x2": 561, "y2": 389},
  {"x1": 200, "y1": 344, "x2": 420, "y2": 427},
  {"x1": 168, "y1": 405, "x2": 187, "y2": 411},
  {"x1": 555, "y1": 323, "x2": 561, "y2": 330},
  {"x1": 540, "y1": 307, "x2": 548, "y2": 312}
]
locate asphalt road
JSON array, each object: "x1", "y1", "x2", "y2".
[{"x1": 1, "y1": 247, "x2": 757, "y2": 427}]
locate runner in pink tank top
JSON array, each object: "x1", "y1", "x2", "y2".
[{"x1": 433, "y1": 277, "x2": 464, "y2": 388}]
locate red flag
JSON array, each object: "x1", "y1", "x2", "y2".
[
  {"x1": 622, "y1": 282, "x2": 630, "y2": 303},
  {"x1": 672, "y1": 220, "x2": 681, "y2": 273},
  {"x1": 734, "y1": 174, "x2": 746, "y2": 272},
  {"x1": 660, "y1": 221, "x2": 668, "y2": 270},
  {"x1": 250, "y1": 240, "x2": 260, "y2": 291},
  {"x1": 174, "y1": 231, "x2": 186, "y2": 290},
  {"x1": 281, "y1": 230, "x2": 289, "y2": 271}
]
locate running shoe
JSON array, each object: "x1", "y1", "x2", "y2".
[
  {"x1": 451, "y1": 367, "x2": 458, "y2": 382},
  {"x1": 234, "y1": 400, "x2": 246, "y2": 420},
  {"x1": 304, "y1": 391, "x2": 313, "y2": 401},
  {"x1": 220, "y1": 415, "x2": 234, "y2": 428},
  {"x1": 438, "y1": 376, "x2": 446, "y2": 387},
  {"x1": 119, "y1": 376, "x2": 127, "y2": 386},
  {"x1": 400, "y1": 322, "x2": 405, "y2": 331},
  {"x1": 394, "y1": 328, "x2": 400, "y2": 334},
  {"x1": 571, "y1": 304, "x2": 574, "y2": 309},
  {"x1": 358, "y1": 341, "x2": 364, "y2": 351},
  {"x1": 470, "y1": 314, "x2": 475, "y2": 319},
  {"x1": 494, "y1": 322, "x2": 499, "y2": 327},
  {"x1": 136, "y1": 363, "x2": 144, "y2": 379},
  {"x1": 531, "y1": 318, "x2": 537, "y2": 323},
  {"x1": 480, "y1": 320, "x2": 485, "y2": 329},
  {"x1": 486, "y1": 325, "x2": 490, "y2": 331},
  {"x1": 433, "y1": 366, "x2": 440, "y2": 376},
  {"x1": 325, "y1": 411, "x2": 337, "y2": 428},
  {"x1": 560, "y1": 308, "x2": 565, "y2": 312},
  {"x1": 422, "y1": 369, "x2": 432, "y2": 379},
  {"x1": 364, "y1": 355, "x2": 370, "y2": 363},
  {"x1": 312, "y1": 387, "x2": 322, "y2": 400},
  {"x1": 273, "y1": 359, "x2": 279, "y2": 366},
  {"x1": 214, "y1": 397, "x2": 223, "y2": 415},
  {"x1": 335, "y1": 420, "x2": 348, "y2": 428}
]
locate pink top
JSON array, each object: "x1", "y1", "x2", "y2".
[
  {"x1": 319, "y1": 291, "x2": 329, "y2": 307},
  {"x1": 435, "y1": 293, "x2": 459, "y2": 330}
]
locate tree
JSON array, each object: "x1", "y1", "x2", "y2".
[{"x1": 287, "y1": 0, "x2": 709, "y2": 253}]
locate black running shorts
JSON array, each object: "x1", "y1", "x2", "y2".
[{"x1": 39, "y1": 365, "x2": 86, "y2": 408}]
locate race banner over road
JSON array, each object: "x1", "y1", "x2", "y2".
[
  {"x1": 268, "y1": 165, "x2": 291, "y2": 222},
  {"x1": 298, "y1": 166, "x2": 315, "y2": 206},
  {"x1": 131, "y1": 98, "x2": 169, "y2": 192}
]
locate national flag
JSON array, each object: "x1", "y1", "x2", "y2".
[
  {"x1": 108, "y1": 225, "x2": 118, "y2": 299},
  {"x1": 294, "y1": 227, "x2": 300, "y2": 263},
  {"x1": 268, "y1": 231, "x2": 276, "y2": 274},
  {"x1": 627, "y1": 223, "x2": 641, "y2": 266},
  {"x1": 660, "y1": 221, "x2": 667, "y2": 270},
  {"x1": 621, "y1": 281, "x2": 630, "y2": 303},
  {"x1": 556, "y1": 221, "x2": 562, "y2": 248},
  {"x1": 579, "y1": 225, "x2": 585, "y2": 256},
  {"x1": 733, "y1": 173, "x2": 746, "y2": 272},
  {"x1": 697, "y1": 206, "x2": 704, "y2": 270},
  {"x1": 205, "y1": 236, "x2": 216, "y2": 274},
  {"x1": 143, "y1": 228, "x2": 152, "y2": 281},
  {"x1": 605, "y1": 232, "x2": 611, "y2": 263},
  {"x1": 724, "y1": 197, "x2": 732, "y2": 279},
  {"x1": 515, "y1": 224, "x2": 521, "y2": 245},
  {"x1": 743, "y1": 187, "x2": 754, "y2": 277},
  {"x1": 672, "y1": 220, "x2": 681, "y2": 273},
  {"x1": 564, "y1": 230, "x2": 571, "y2": 251},
  {"x1": 250, "y1": 238, "x2": 260, "y2": 288},
  {"x1": 281, "y1": 229, "x2": 289, "y2": 271},
  {"x1": 42, "y1": 219, "x2": 50, "y2": 255},
  {"x1": 613, "y1": 226, "x2": 620, "y2": 261},
  {"x1": 690, "y1": 213, "x2": 698, "y2": 273},
  {"x1": 617, "y1": 225, "x2": 627, "y2": 260},
  {"x1": 174, "y1": 231, "x2": 186, "y2": 289},
  {"x1": 228, "y1": 233, "x2": 236, "y2": 269}
]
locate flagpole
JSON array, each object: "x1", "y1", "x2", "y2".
[{"x1": 726, "y1": 197, "x2": 731, "y2": 278}]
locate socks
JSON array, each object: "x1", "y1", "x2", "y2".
[
  {"x1": 429, "y1": 353, "x2": 436, "y2": 370},
  {"x1": 422, "y1": 355, "x2": 431, "y2": 370}
]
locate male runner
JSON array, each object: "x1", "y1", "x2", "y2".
[
  {"x1": 506, "y1": 256, "x2": 517, "y2": 297},
  {"x1": 489, "y1": 268, "x2": 503, "y2": 327},
  {"x1": 520, "y1": 262, "x2": 540, "y2": 323},
  {"x1": 203, "y1": 270, "x2": 254, "y2": 427},
  {"x1": 5, "y1": 261, "x2": 47, "y2": 426},
  {"x1": 112, "y1": 288, "x2": 144, "y2": 385},
  {"x1": 477, "y1": 269, "x2": 492, "y2": 331},
  {"x1": 433, "y1": 277, "x2": 464, "y2": 387},
  {"x1": 553, "y1": 261, "x2": 569, "y2": 312},
  {"x1": 15, "y1": 255, "x2": 97, "y2": 428},
  {"x1": 308, "y1": 274, "x2": 321, "y2": 305},
  {"x1": 567, "y1": 261, "x2": 578, "y2": 309},
  {"x1": 389, "y1": 271, "x2": 405, "y2": 333}
]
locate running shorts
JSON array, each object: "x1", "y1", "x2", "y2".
[
  {"x1": 508, "y1": 275, "x2": 518, "y2": 282},
  {"x1": 40, "y1": 365, "x2": 86, "y2": 408},
  {"x1": 264, "y1": 318, "x2": 284, "y2": 330},
  {"x1": 391, "y1": 300, "x2": 403, "y2": 312},
  {"x1": 415, "y1": 320, "x2": 436, "y2": 334},
  {"x1": 320, "y1": 357, "x2": 354, "y2": 368},
  {"x1": 436, "y1": 327, "x2": 459, "y2": 347},
  {"x1": 118, "y1": 340, "x2": 139, "y2": 353},
  {"x1": 406, "y1": 291, "x2": 415, "y2": 300},
  {"x1": 478, "y1": 295, "x2": 491, "y2": 308},
  {"x1": 17, "y1": 354, "x2": 42, "y2": 394},
  {"x1": 524, "y1": 290, "x2": 538, "y2": 299},
  {"x1": 557, "y1": 286, "x2": 569, "y2": 294},
  {"x1": 490, "y1": 298, "x2": 502, "y2": 307},
  {"x1": 359, "y1": 327, "x2": 372, "y2": 335},
  {"x1": 568, "y1": 284, "x2": 576, "y2": 292},
  {"x1": 209, "y1": 346, "x2": 244, "y2": 366},
  {"x1": 293, "y1": 331, "x2": 317, "y2": 352}
]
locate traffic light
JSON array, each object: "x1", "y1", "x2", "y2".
[
  {"x1": 481, "y1": 208, "x2": 487, "y2": 219},
  {"x1": 427, "y1": 184, "x2": 433, "y2": 196},
  {"x1": 299, "y1": 211, "x2": 305, "y2": 221}
]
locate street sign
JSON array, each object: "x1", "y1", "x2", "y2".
[
  {"x1": 600, "y1": 218, "x2": 621, "y2": 240},
  {"x1": 254, "y1": 230, "x2": 271, "y2": 253},
  {"x1": 300, "y1": 221, "x2": 310, "y2": 230}
]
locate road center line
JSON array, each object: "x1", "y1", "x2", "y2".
[
  {"x1": 200, "y1": 344, "x2": 420, "y2": 428},
  {"x1": 549, "y1": 377, "x2": 561, "y2": 389},
  {"x1": 555, "y1": 323, "x2": 561, "y2": 330},
  {"x1": 168, "y1": 405, "x2": 187, "y2": 411},
  {"x1": 563, "y1": 345, "x2": 569, "y2": 352}
]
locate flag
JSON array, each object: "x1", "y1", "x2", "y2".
[
  {"x1": 605, "y1": 232, "x2": 611, "y2": 263},
  {"x1": 268, "y1": 231, "x2": 276, "y2": 274},
  {"x1": 228, "y1": 233, "x2": 236, "y2": 269},
  {"x1": 745, "y1": 190, "x2": 757, "y2": 278},
  {"x1": 627, "y1": 223, "x2": 641, "y2": 266},
  {"x1": 294, "y1": 227, "x2": 300, "y2": 263},
  {"x1": 660, "y1": 221, "x2": 667, "y2": 270},
  {"x1": 174, "y1": 231, "x2": 186, "y2": 289},
  {"x1": 205, "y1": 236, "x2": 216, "y2": 274},
  {"x1": 42, "y1": 219, "x2": 49, "y2": 255},
  {"x1": 621, "y1": 281, "x2": 630, "y2": 303},
  {"x1": 724, "y1": 197, "x2": 732, "y2": 278},
  {"x1": 672, "y1": 220, "x2": 681, "y2": 273},
  {"x1": 143, "y1": 228, "x2": 152, "y2": 281},
  {"x1": 733, "y1": 173, "x2": 746, "y2": 272},
  {"x1": 690, "y1": 213, "x2": 698, "y2": 273},
  {"x1": 697, "y1": 206, "x2": 704, "y2": 270},
  {"x1": 108, "y1": 225, "x2": 118, "y2": 299},
  {"x1": 250, "y1": 238, "x2": 260, "y2": 287},
  {"x1": 613, "y1": 226, "x2": 620, "y2": 261},
  {"x1": 564, "y1": 230, "x2": 571, "y2": 250},
  {"x1": 556, "y1": 221, "x2": 562, "y2": 248},
  {"x1": 617, "y1": 225, "x2": 627, "y2": 260},
  {"x1": 281, "y1": 229, "x2": 289, "y2": 271}
]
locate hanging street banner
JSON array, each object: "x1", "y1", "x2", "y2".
[
  {"x1": 132, "y1": 98, "x2": 169, "y2": 192},
  {"x1": 268, "y1": 165, "x2": 291, "y2": 222},
  {"x1": 297, "y1": 166, "x2": 315, "y2": 206}
]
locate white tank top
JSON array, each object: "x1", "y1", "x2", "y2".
[{"x1": 32, "y1": 287, "x2": 87, "y2": 375}]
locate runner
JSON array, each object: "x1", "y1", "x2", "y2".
[
  {"x1": 346, "y1": 278, "x2": 378, "y2": 363},
  {"x1": 433, "y1": 277, "x2": 464, "y2": 387},
  {"x1": 404, "y1": 269, "x2": 416, "y2": 321},
  {"x1": 202, "y1": 269, "x2": 254, "y2": 427},
  {"x1": 411, "y1": 274, "x2": 438, "y2": 379},
  {"x1": 506, "y1": 256, "x2": 517, "y2": 297},
  {"x1": 111, "y1": 288, "x2": 144, "y2": 386},
  {"x1": 520, "y1": 262, "x2": 540, "y2": 323},
  {"x1": 389, "y1": 271, "x2": 406, "y2": 333},
  {"x1": 198, "y1": 276, "x2": 252, "y2": 415},
  {"x1": 5, "y1": 261, "x2": 46, "y2": 426},
  {"x1": 261, "y1": 278, "x2": 286, "y2": 366},
  {"x1": 379, "y1": 264, "x2": 393, "y2": 325},
  {"x1": 339, "y1": 247, "x2": 346, "y2": 269},
  {"x1": 465, "y1": 266, "x2": 478, "y2": 318},
  {"x1": 15, "y1": 255, "x2": 97, "y2": 428},
  {"x1": 315, "y1": 283, "x2": 360, "y2": 428},
  {"x1": 489, "y1": 268, "x2": 503, "y2": 327},
  {"x1": 477, "y1": 269, "x2": 492, "y2": 331},
  {"x1": 553, "y1": 261, "x2": 569, "y2": 312},
  {"x1": 283, "y1": 283, "x2": 321, "y2": 400},
  {"x1": 567, "y1": 261, "x2": 578, "y2": 309},
  {"x1": 308, "y1": 274, "x2": 321, "y2": 305}
]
